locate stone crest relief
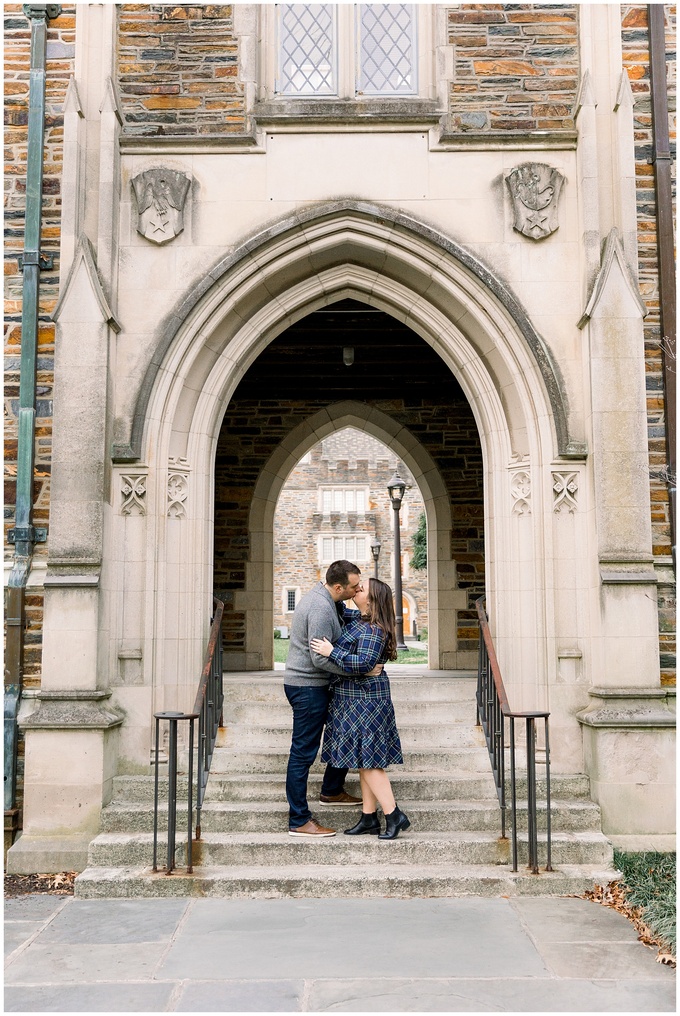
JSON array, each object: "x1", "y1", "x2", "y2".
[
  {"x1": 506, "y1": 163, "x2": 564, "y2": 240},
  {"x1": 131, "y1": 168, "x2": 191, "y2": 245}
]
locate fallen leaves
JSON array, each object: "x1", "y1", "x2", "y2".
[
  {"x1": 4, "y1": 871, "x2": 77, "y2": 898},
  {"x1": 583, "y1": 880, "x2": 676, "y2": 968}
]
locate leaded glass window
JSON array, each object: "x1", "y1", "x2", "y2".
[
  {"x1": 278, "y1": 4, "x2": 337, "y2": 95},
  {"x1": 357, "y1": 5, "x2": 417, "y2": 95},
  {"x1": 275, "y1": 4, "x2": 418, "y2": 99}
]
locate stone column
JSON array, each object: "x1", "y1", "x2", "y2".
[
  {"x1": 574, "y1": 5, "x2": 675, "y2": 842},
  {"x1": 7, "y1": 6, "x2": 124, "y2": 873}
]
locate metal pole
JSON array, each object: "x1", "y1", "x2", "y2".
[
  {"x1": 392, "y1": 502, "x2": 408, "y2": 651},
  {"x1": 5, "y1": 3, "x2": 61, "y2": 822},
  {"x1": 152, "y1": 716, "x2": 160, "y2": 872},
  {"x1": 166, "y1": 718, "x2": 178, "y2": 874},
  {"x1": 526, "y1": 718, "x2": 538, "y2": 874},
  {"x1": 187, "y1": 717, "x2": 195, "y2": 873},
  {"x1": 509, "y1": 716, "x2": 518, "y2": 873},
  {"x1": 648, "y1": 4, "x2": 676, "y2": 568},
  {"x1": 544, "y1": 717, "x2": 553, "y2": 872}
]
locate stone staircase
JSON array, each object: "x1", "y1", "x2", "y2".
[{"x1": 75, "y1": 671, "x2": 618, "y2": 898}]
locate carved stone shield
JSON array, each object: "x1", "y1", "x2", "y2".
[
  {"x1": 506, "y1": 162, "x2": 564, "y2": 240},
  {"x1": 131, "y1": 168, "x2": 191, "y2": 245}
]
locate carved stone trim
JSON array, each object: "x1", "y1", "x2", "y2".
[
  {"x1": 121, "y1": 474, "x2": 147, "y2": 516},
  {"x1": 505, "y1": 162, "x2": 564, "y2": 240},
  {"x1": 168, "y1": 457, "x2": 190, "y2": 518},
  {"x1": 21, "y1": 690, "x2": 125, "y2": 731},
  {"x1": 510, "y1": 470, "x2": 531, "y2": 516},
  {"x1": 552, "y1": 471, "x2": 578, "y2": 513}
]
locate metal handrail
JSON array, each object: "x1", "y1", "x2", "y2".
[
  {"x1": 475, "y1": 596, "x2": 552, "y2": 874},
  {"x1": 192, "y1": 597, "x2": 225, "y2": 840},
  {"x1": 152, "y1": 597, "x2": 224, "y2": 874}
]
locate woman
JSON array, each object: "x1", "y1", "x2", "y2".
[{"x1": 310, "y1": 577, "x2": 410, "y2": 840}]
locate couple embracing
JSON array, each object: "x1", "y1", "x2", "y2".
[{"x1": 284, "y1": 559, "x2": 410, "y2": 840}]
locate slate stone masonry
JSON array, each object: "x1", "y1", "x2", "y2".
[{"x1": 447, "y1": 4, "x2": 579, "y2": 134}]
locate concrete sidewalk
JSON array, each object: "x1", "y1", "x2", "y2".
[{"x1": 4, "y1": 895, "x2": 675, "y2": 1012}]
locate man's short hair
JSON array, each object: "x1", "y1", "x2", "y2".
[{"x1": 325, "y1": 560, "x2": 361, "y2": 587}]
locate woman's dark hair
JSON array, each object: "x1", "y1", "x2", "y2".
[
  {"x1": 363, "y1": 577, "x2": 398, "y2": 661},
  {"x1": 325, "y1": 560, "x2": 360, "y2": 587}
]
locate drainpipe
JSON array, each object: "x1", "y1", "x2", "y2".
[
  {"x1": 4, "y1": 4, "x2": 61, "y2": 833},
  {"x1": 648, "y1": 4, "x2": 676, "y2": 568}
]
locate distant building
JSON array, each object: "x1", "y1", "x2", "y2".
[{"x1": 274, "y1": 428, "x2": 428, "y2": 639}]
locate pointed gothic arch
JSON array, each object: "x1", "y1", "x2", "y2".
[
  {"x1": 106, "y1": 200, "x2": 588, "y2": 724},
  {"x1": 245, "y1": 401, "x2": 460, "y2": 669}
]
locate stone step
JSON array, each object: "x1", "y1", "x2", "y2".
[
  {"x1": 200, "y1": 747, "x2": 493, "y2": 774},
  {"x1": 74, "y1": 861, "x2": 619, "y2": 900},
  {"x1": 111, "y1": 771, "x2": 589, "y2": 804},
  {"x1": 218, "y1": 722, "x2": 486, "y2": 749},
  {"x1": 88, "y1": 830, "x2": 613, "y2": 868},
  {"x1": 100, "y1": 799, "x2": 603, "y2": 835},
  {"x1": 221, "y1": 673, "x2": 478, "y2": 704},
  {"x1": 223, "y1": 700, "x2": 478, "y2": 724}
]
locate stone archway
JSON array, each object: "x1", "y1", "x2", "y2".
[
  {"x1": 241, "y1": 400, "x2": 465, "y2": 671},
  {"x1": 107, "y1": 202, "x2": 585, "y2": 762}
]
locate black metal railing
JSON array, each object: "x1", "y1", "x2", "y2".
[
  {"x1": 152, "y1": 597, "x2": 224, "y2": 874},
  {"x1": 475, "y1": 596, "x2": 552, "y2": 874}
]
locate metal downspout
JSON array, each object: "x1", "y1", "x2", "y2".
[
  {"x1": 648, "y1": 4, "x2": 676, "y2": 568},
  {"x1": 4, "y1": 4, "x2": 61, "y2": 832}
]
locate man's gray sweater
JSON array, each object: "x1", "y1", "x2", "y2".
[{"x1": 284, "y1": 582, "x2": 349, "y2": 687}]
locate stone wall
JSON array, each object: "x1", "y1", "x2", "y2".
[
  {"x1": 4, "y1": 5, "x2": 75, "y2": 815},
  {"x1": 116, "y1": 3, "x2": 246, "y2": 136},
  {"x1": 447, "y1": 3, "x2": 578, "y2": 134},
  {"x1": 4, "y1": 5, "x2": 75, "y2": 688},
  {"x1": 621, "y1": 3, "x2": 677, "y2": 684},
  {"x1": 273, "y1": 429, "x2": 429, "y2": 638},
  {"x1": 215, "y1": 399, "x2": 485, "y2": 658}
]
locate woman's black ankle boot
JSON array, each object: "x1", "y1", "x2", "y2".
[
  {"x1": 378, "y1": 805, "x2": 411, "y2": 840},
  {"x1": 344, "y1": 811, "x2": 380, "y2": 835}
]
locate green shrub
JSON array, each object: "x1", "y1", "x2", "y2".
[
  {"x1": 273, "y1": 629, "x2": 281, "y2": 639},
  {"x1": 613, "y1": 850, "x2": 676, "y2": 955}
]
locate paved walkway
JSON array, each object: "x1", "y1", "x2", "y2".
[{"x1": 4, "y1": 895, "x2": 675, "y2": 1012}]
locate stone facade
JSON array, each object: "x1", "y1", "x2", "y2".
[
  {"x1": 273, "y1": 428, "x2": 429, "y2": 637},
  {"x1": 117, "y1": 4, "x2": 246, "y2": 136},
  {"x1": 3, "y1": 4, "x2": 676, "y2": 869},
  {"x1": 4, "y1": 4, "x2": 76, "y2": 685},
  {"x1": 621, "y1": 3, "x2": 676, "y2": 684},
  {"x1": 447, "y1": 3, "x2": 578, "y2": 134}
]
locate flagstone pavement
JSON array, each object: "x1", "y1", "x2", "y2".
[{"x1": 4, "y1": 895, "x2": 675, "y2": 1012}]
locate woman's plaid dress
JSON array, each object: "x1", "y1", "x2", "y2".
[{"x1": 320, "y1": 617, "x2": 403, "y2": 769}]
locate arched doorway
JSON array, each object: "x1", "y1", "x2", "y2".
[
  {"x1": 270, "y1": 426, "x2": 431, "y2": 650},
  {"x1": 111, "y1": 202, "x2": 586, "y2": 764},
  {"x1": 213, "y1": 300, "x2": 485, "y2": 671}
]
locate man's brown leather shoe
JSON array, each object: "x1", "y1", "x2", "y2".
[
  {"x1": 318, "y1": 790, "x2": 363, "y2": 806},
  {"x1": 288, "y1": 818, "x2": 336, "y2": 837}
]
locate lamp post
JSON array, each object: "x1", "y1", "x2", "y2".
[
  {"x1": 370, "y1": 538, "x2": 381, "y2": 578},
  {"x1": 387, "y1": 471, "x2": 408, "y2": 651}
]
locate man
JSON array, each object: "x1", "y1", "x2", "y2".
[{"x1": 284, "y1": 560, "x2": 379, "y2": 837}]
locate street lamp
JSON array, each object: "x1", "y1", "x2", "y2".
[
  {"x1": 387, "y1": 471, "x2": 408, "y2": 651},
  {"x1": 370, "y1": 538, "x2": 381, "y2": 578}
]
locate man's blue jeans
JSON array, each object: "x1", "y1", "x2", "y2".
[{"x1": 285, "y1": 683, "x2": 348, "y2": 828}]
